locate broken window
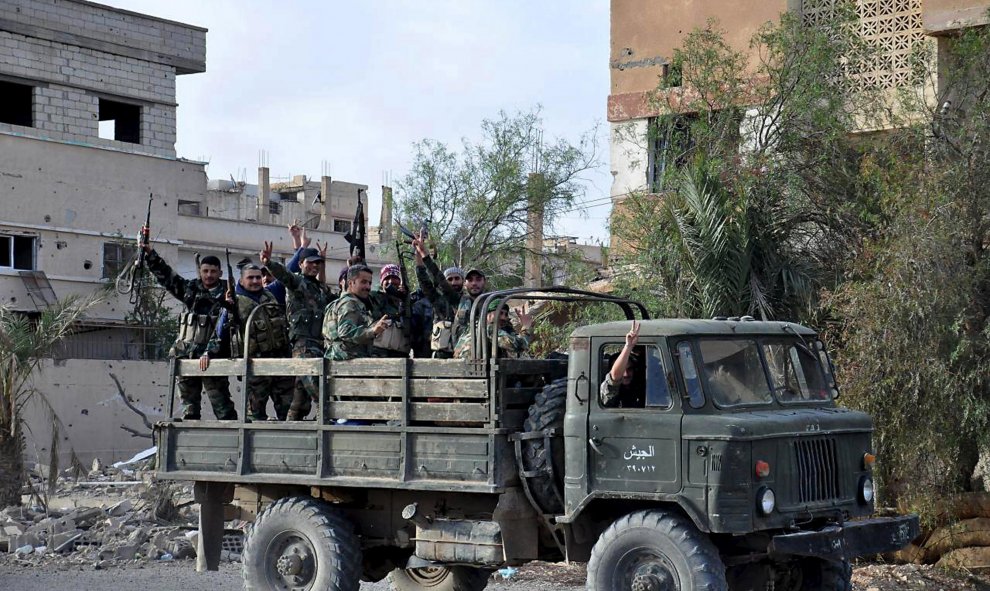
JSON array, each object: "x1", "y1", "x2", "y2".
[
  {"x1": 0, "y1": 235, "x2": 37, "y2": 270},
  {"x1": 333, "y1": 219, "x2": 352, "y2": 234},
  {"x1": 646, "y1": 114, "x2": 695, "y2": 192},
  {"x1": 98, "y1": 98, "x2": 141, "y2": 143},
  {"x1": 269, "y1": 201, "x2": 282, "y2": 215},
  {"x1": 0, "y1": 80, "x2": 34, "y2": 127},
  {"x1": 177, "y1": 200, "x2": 202, "y2": 216},
  {"x1": 102, "y1": 242, "x2": 136, "y2": 279}
]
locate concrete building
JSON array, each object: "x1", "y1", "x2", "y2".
[
  {"x1": 607, "y1": 0, "x2": 990, "y2": 245},
  {"x1": 0, "y1": 0, "x2": 382, "y2": 468}
]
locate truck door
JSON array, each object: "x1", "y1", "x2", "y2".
[{"x1": 587, "y1": 337, "x2": 681, "y2": 495}]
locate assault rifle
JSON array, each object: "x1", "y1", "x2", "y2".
[
  {"x1": 224, "y1": 248, "x2": 242, "y2": 351},
  {"x1": 344, "y1": 189, "x2": 366, "y2": 262},
  {"x1": 116, "y1": 192, "x2": 153, "y2": 305},
  {"x1": 395, "y1": 240, "x2": 414, "y2": 344}
]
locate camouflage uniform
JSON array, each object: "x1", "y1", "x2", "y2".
[
  {"x1": 267, "y1": 260, "x2": 335, "y2": 420},
  {"x1": 454, "y1": 323, "x2": 531, "y2": 359},
  {"x1": 323, "y1": 292, "x2": 378, "y2": 361},
  {"x1": 145, "y1": 249, "x2": 235, "y2": 420},
  {"x1": 209, "y1": 287, "x2": 293, "y2": 421},
  {"x1": 415, "y1": 255, "x2": 471, "y2": 358},
  {"x1": 368, "y1": 288, "x2": 410, "y2": 358}
]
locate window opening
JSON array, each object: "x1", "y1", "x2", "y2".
[
  {"x1": 102, "y1": 242, "x2": 137, "y2": 279},
  {"x1": 333, "y1": 219, "x2": 352, "y2": 234},
  {"x1": 598, "y1": 344, "x2": 671, "y2": 409},
  {"x1": 762, "y1": 339, "x2": 830, "y2": 402},
  {"x1": 0, "y1": 235, "x2": 36, "y2": 270},
  {"x1": 0, "y1": 81, "x2": 34, "y2": 127},
  {"x1": 98, "y1": 99, "x2": 141, "y2": 143},
  {"x1": 696, "y1": 339, "x2": 773, "y2": 407},
  {"x1": 647, "y1": 115, "x2": 695, "y2": 192}
]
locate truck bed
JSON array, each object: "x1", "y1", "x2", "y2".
[{"x1": 155, "y1": 357, "x2": 557, "y2": 493}]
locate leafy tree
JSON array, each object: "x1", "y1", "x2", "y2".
[
  {"x1": 829, "y1": 23, "x2": 990, "y2": 505},
  {"x1": 395, "y1": 108, "x2": 600, "y2": 286},
  {"x1": 0, "y1": 294, "x2": 99, "y2": 508}
]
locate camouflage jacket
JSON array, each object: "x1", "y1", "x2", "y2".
[
  {"x1": 415, "y1": 255, "x2": 461, "y2": 323},
  {"x1": 145, "y1": 249, "x2": 225, "y2": 358},
  {"x1": 323, "y1": 293, "x2": 377, "y2": 361},
  {"x1": 267, "y1": 260, "x2": 335, "y2": 348},
  {"x1": 454, "y1": 324, "x2": 530, "y2": 359}
]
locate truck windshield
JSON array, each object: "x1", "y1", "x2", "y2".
[
  {"x1": 696, "y1": 339, "x2": 773, "y2": 407},
  {"x1": 762, "y1": 339, "x2": 830, "y2": 403}
]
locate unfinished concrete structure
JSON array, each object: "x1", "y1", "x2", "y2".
[
  {"x1": 0, "y1": 0, "x2": 382, "y2": 468},
  {"x1": 608, "y1": 0, "x2": 990, "y2": 246}
]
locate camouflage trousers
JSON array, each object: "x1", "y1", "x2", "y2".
[
  {"x1": 246, "y1": 375, "x2": 295, "y2": 421},
  {"x1": 288, "y1": 340, "x2": 323, "y2": 421},
  {"x1": 177, "y1": 375, "x2": 236, "y2": 420}
]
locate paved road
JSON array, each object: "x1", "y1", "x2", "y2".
[{"x1": 0, "y1": 560, "x2": 586, "y2": 591}]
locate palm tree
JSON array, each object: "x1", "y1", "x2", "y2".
[
  {"x1": 0, "y1": 295, "x2": 99, "y2": 508},
  {"x1": 616, "y1": 159, "x2": 819, "y2": 321}
]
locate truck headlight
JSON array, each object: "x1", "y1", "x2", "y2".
[
  {"x1": 859, "y1": 476, "x2": 875, "y2": 504},
  {"x1": 757, "y1": 487, "x2": 776, "y2": 514}
]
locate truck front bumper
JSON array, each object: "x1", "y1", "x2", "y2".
[{"x1": 767, "y1": 515, "x2": 919, "y2": 560}]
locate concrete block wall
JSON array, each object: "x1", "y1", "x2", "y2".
[
  {"x1": 0, "y1": 30, "x2": 178, "y2": 157},
  {"x1": 1, "y1": 0, "x2": 206, "y2": 72},
  {"x1": 0, "y1": 0, "x2": 206, "y2": 159}
]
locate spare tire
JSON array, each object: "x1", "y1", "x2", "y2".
[{"x1": 521, "y1": 377, "x2": 568, "y2": 513}]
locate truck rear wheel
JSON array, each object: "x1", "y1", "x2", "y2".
[
  {"x1": 386, "y1": 565, "x2": 493, "y2": 591},
  {"x1": 587, "y1": 510, "x2": 727, "y2": 591},
  {"x1": 242, "y1": 496, "x2": 361, "y2": 591},
  {"x1": 521, "y1": 377, "x2": 567, "y2": 513}
]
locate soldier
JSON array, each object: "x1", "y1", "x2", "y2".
[
  {"x1": 139, "y1": 243, "x2": 236, "y2": 420},
  {"x1": 324, "y1": 265, "x2": 390, "y2": 360},
  {"x1": 410, "y1": 234, "x2": 469, "y2": 358},
  {"x1": 261, "y1": 241, "x2": 334, "y2": 420},
  {"x1": 600, "y1": 320, "x2": 644, "y2": 408},
  {"x1": 369, "y1": 264, "x2": 411, "y2": 358},
  {"x1": 454, "y1": 299, "x2": 533, "y2": 359},
  {"x1": 201, "y1": 264, "x2": 293, "y2": 421}
]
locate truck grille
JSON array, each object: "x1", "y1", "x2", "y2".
[{"x1": 794, "y1": 437, "x2": 840, "y2": 503}]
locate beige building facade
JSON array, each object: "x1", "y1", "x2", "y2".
[{"x1": 608, "y1": 0, "x2": 990, "y2": 244}]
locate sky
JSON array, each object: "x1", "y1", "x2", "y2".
[{"x1": 102, "y1": 0, "x2": 614, "y2": 244}]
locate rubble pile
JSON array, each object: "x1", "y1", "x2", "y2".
[{"x1": 0, "y1": 453, "x2": 245, "y2": 569}]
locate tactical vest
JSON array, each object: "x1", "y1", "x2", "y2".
[
  {"x1": 230, "y1": 291, "x2": 290, "y2": 358},
  {"x1": 374, "y1": 319, "x2": 410, "y2": 353},
  {"x1": 175, "y1": 313, "x2": 217, "y2": 349}
]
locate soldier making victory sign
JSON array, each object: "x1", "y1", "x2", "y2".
[
  {"x1": 261, "y1": 240, "x2": 334, "y2": 420},
  {"x1": 138, "y1": 240, "x2": 236, "y2": 421},
  {"x1": 411, "y1": 232, "x2": 474, "y2": 358}
]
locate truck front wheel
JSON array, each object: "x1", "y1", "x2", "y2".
[
  {"x1": 386, "y1": 566, "x2": 493, "y2": 591},
  {"x1": 587, "y1": 510, "x2": 728, "y2": 591},
  {"x1": 242, "y1": 496, "x2": 362, "y2": 591}
]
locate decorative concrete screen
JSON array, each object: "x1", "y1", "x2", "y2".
[{"x1": 802, "y1": 0, "x2": 926, "y2": 89}]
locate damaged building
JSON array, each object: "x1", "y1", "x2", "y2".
[
  {"x1": 0, "y1": 0, "x2": 382, "y2": 468},
  {"x1": 607, "y1": 0, "x2": 990, "y2": 247}
]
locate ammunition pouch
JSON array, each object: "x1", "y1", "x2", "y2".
[
  {"x1": 375, "y1": 321, "x2": 409, "y2": 353},
  {"x1": 232, "y1": 301, "x2": 290, "y2": 358},
  {"x1": 175, "y1": 312, "x2": 216, "y2": 347},
  {"x1": 431, "y1": 320, "x2": 454, "y2": 353}
]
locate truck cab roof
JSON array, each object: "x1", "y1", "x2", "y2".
[{"x1": 570, "y1": 318, "x2": 818, "y2": 339}]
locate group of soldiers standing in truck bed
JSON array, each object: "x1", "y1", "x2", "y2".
[{"x1": 138, "y1": 223, "x2": 534, "y2": 422}]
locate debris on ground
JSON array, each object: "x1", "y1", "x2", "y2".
[{"x1": 0, "y1": 453, "x2": 244, "y2": 570}]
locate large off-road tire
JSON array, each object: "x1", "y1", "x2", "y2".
[
  {"x1": 386, "y1": 565, "x2": 493, "y2": 591},
  {"x1": 521, "y1": 377, "x2": 568, "y2": 513},
  {"x1": 242, "y1": 496, "x2": 362, "y2": 591},
  {"x1": 587, "y1": 510, "x2": 728, "y2": 591}
]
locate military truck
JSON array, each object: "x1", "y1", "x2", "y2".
[{"x1": 154, "y1": 287, "x2": 919, "y2": 591}]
